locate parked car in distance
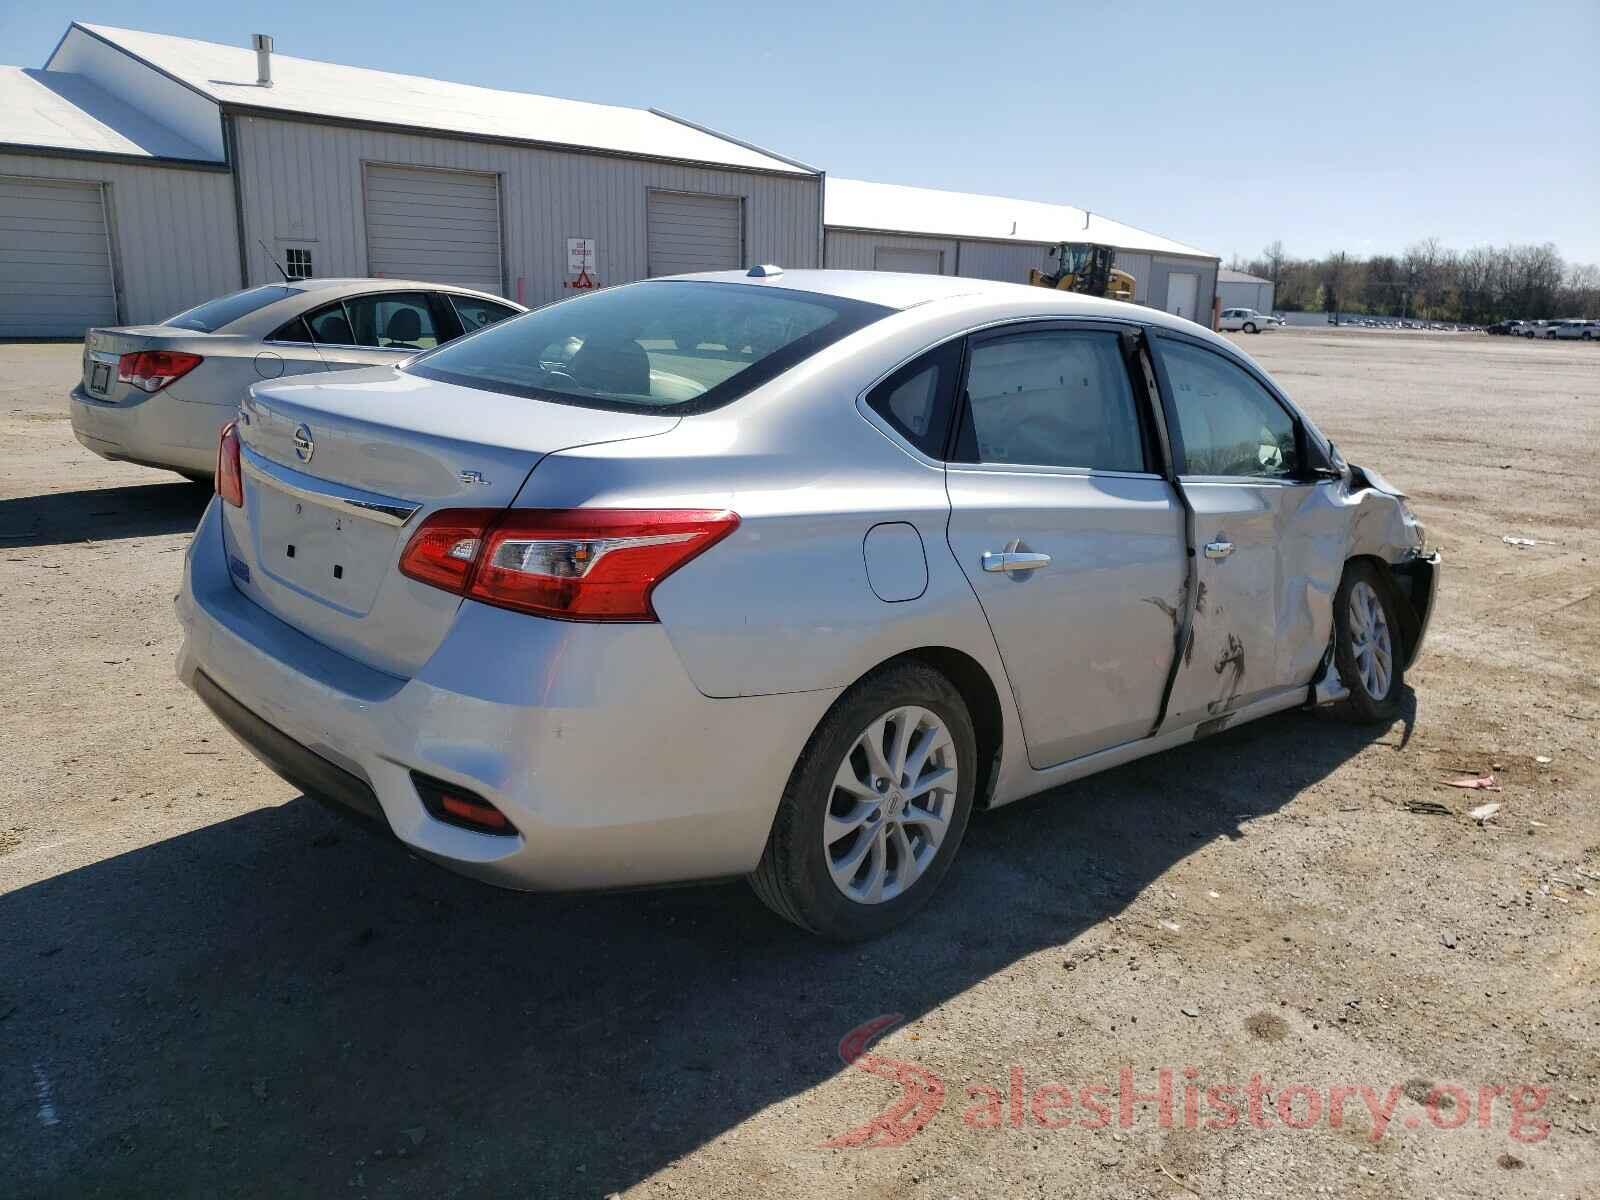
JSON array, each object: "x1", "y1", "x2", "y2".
[
  {"x1": 70, "y1": 279, "x2": 526, "y2": 480},
  {"x1": 1219, "y1": 308, "x2": 1285, "y2": 333},
  {"x1": 177, "y1": 268, "x2": 1439, "y2": 939},
  {"x1": 1551, "y1": 319, "x2": 1596, "y2": 340}
]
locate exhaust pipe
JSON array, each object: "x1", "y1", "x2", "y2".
[{"x1": 252, "y1": 33, "x2": 273, "y2": 87}]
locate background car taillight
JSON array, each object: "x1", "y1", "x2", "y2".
[
  {"x1": 118, "y1": 350, "x2": 203, "y2": 393},
  {"x1": 215, "y1": 422, "x2": 243, "y2": 506},
  {"x1": 399, "y1": 508, "x2": 739, "y2": 621}
]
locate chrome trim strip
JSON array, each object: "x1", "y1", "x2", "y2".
[{"x1": 239, "y1": 444, "x2": 422, "y2": 528}]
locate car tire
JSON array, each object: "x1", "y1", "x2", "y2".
[
  {"x1": 1244, "y1": 322, "x2": 1258, "y2": 334},
  {"x1": 1332, "y1": 560, "x2": 1404, "y2": 723},
  {"x1": 749, "y1": 661, "x2": 977, "y2": 940}
]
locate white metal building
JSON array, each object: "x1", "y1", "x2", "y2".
[
  {"x1": 1216, "y1": 268, "x2": 1276, "y2": 314},
  {"x1": 824, "y1": 178, "x2": 1220, "y2": 323},
  {"x1": 1, "y1": 22, "x2": 1222, "y2": 340},
  {"x1": 1, "y1": 23, "x2": 821, "y2": 335}
]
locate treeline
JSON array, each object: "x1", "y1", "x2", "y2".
[{"x1": 1234, "y1": 240, "x2": 1600, "y2": 322}]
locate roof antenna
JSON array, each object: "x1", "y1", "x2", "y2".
[
  {"x1": 257, "y1": 238, "x2": 291, "y2": 282},
  {"x1": 1084, "y1": 210, "x2": 1091, "y2": 230}
]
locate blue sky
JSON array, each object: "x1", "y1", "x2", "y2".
[{"x1": 8, "y1": 0, "x2": 1597, "y2": 263}]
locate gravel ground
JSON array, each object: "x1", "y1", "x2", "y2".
[{"x1": 1, "y1": 330, "x2": 1596, "y2": 1199}]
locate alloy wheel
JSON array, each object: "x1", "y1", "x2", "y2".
[
  {"x1": 1347, "y1": 580, "x2": 1394, "y2": 701},
  {"x1": 823, "y1": 706, "x2": 958, "y2": 905}
]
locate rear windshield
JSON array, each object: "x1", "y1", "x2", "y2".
[
  {"x1": 406, "y1": 280, "x2": 893, "y2": 414},
  {"x1": 165, "y1": 285, "x2": 300, "y2": 333}
]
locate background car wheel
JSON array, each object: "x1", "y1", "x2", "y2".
[
  {"x1": 1333, "y1": 560, "x2": 1404, "y2": 723},
  {"x1": 1244, "y1": 322, "x2": 1258, "y2": 334},
  {"x1": 749, "y1": 661, "x2": 976, "y2": 940}
]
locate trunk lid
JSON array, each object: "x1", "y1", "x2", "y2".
[
  {"x1": 223, "y1": 365, "x2": 679, "y2": 676},
  {"x1": 81, "y1": 326, "x2": 219, "y2": 404}
]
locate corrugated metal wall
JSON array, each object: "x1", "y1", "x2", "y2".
[
  {"x1": 1111, "y1": 252, "x2": 1152, "y2": 303},
  {"x1": 824, "y1": 230, "x2": 1217, "y2": 319},
  {"x1": 232, "y1": 116, "x2": 821, "y2": 308},
  {"x1": 0, "y1": 154, "x2": 238, "y2": 328},
  {"x1": 824, "y1": 230, "x2": 958, "y2": 274},
  {"x1": 951, "y1": 240, "x2": 1051, "y2": 283}
]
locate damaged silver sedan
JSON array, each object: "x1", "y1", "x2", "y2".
[{"x1": 177, "y1": 270, "x2": 1438, "y2": 940}]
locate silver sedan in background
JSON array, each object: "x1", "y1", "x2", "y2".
[
  {"x1": 69, "y1": 279, "x2": 524, "y2": 480},
  {"x1": 176, "y1": 269, "x2": 1438, "y2": 939}
]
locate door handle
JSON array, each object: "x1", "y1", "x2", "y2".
[
  {"x1": 1204, "y1": 540, "x2": 1235, "y2": 559},
  {"x1": 982, "y1": 550, "x2": 1051, "y2": 574}
]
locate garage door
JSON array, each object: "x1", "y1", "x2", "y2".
[
  {"x1": 874, "y1": 246, "x2": 943, "y2": 274},
  {"x1": 647, "y1": 192, "x2": 742, "y2": 277},
  {"x1": 0, "y1": 176, "x2": 117, "y2": 338},
  {"x1": 1165, "y1": 272, "x2": 1200, "y2": 321},
  {"x1": 364, "y1": 165, "x2": 503, "y2": 295}
]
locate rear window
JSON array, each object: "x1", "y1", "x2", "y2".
[
  {"x1": 406, "y1": 280, "x2": 892, "y2": 414},
  {"x1": 165, "y1": 285, "x2": 299, "y2": 333}
]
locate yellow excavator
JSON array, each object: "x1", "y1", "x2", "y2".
[{"x1": 1028, "y1": 242, "x2": 1136, "y2": 302}]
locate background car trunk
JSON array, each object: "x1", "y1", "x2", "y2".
[
  {"x1": 80, "y1": 327, "x2": 226, "y2": 405},
  {"x1": 223, "y1": 367, "x2": 679, "y2": 676}
]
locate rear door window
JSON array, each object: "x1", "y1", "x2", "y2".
[
  {"x1": 864, "y1": 340, "x2": 962, "y2": 458},
  {"x1": 304, "y1": 302, "x2": 356, "y2": 346},
  {"x1": 954, "y1": 329, "x2": 1148, "y2": 472}
]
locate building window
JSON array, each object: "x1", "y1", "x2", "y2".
[{"x1": 284, "y1": 247, "x2": 314, "y2": 280}]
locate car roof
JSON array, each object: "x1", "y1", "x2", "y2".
[
  {"x1": 284, "y1": 278, "x2": 525, "y2": 307},
  {"x1": 660, "y1": 268, "x2": 1211, "y2": 336}
]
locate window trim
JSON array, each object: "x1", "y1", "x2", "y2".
[
  {"x1": 1148, "y1": 329, "x2": 1321, "y2": 485},
  {"x1": 948, "y1": 319, "x2": 1163, "y2": 479}
]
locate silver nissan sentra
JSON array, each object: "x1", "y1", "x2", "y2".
[{"x1": 175, "y1": 268, "x2": 1439, "y2": 939}]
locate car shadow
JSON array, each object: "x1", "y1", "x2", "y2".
[
  {"x1": 0, "y1": 696, "x2": 1408, "y2": 1197},
  {"x1": 0, "y1": 482, "x2": 210, "y2": 548}
]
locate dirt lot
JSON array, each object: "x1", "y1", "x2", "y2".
[{"x1": 2, "y1": 330, "x2": 1596, "y2": 1199}]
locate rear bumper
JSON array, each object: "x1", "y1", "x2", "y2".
[
  {"x1": 175, "y1": 499, "x2": 839, "y2": 891},
  {"x1": 70, "y1": 384, "x2": 230, "y2": 476}
]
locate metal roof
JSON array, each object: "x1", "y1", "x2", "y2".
[
  {"x1": 61, "y1": 24, "x2": 813, "y2": 176},
  {"x1": 0, "y1": 65, "x2": 217, "y2": 161},
  {"x1": 1218, "y1": 268, "x2": 1272, "y2": 284},
  {"x1": 825, "y1": 177, "x2": 1214, "y2": 260}
]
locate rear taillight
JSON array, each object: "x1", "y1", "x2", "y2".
[
  {"x1": 398, "y1": 508, "x2": 739, "y2": 622},
  {"x1": 215, "y1": 422, "x2": 243, "y2": 506},
  {"x1": 118, "y1": 350, "x2": 202, "y2": 393}
]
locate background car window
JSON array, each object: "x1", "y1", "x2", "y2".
[
  {"x1": 1161, "y1": 340, "x2": 1299, "y2": 479},
  {"x1": 304, "y1": 302, "x2": 355, "y2": 346},
  {"x1": 449, "y1": 295, "x2": 518, "y2": 334},
  {"x1": 343, "y1": 293, "x2": 440, "y2": 351},
  {"x1": 957, "y1": 330, "x2": 1145, "y2": 472},
  {"x1": 164, "y1": 285, "x2": 299, "y2": 333},
  {"x1": 865, "y1": 340, "x2": 961, "y2": 458},
  {"x1": 269, "y1": 316, "x2": 314, "y2": 344}
]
